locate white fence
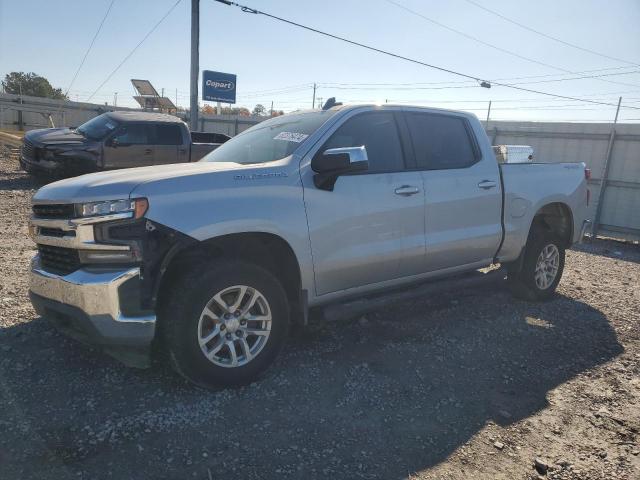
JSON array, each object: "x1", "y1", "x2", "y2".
[{"x1": 486, "y1": 120, "x2": 640, "y2": 241}]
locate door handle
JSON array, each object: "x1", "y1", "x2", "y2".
[
  {"x1": 477, "y1": 180, "x2": 497, "y2": 190},
  {"x1": 144, "y1": 148, "x2": 152, "y2": 155},
  {"x1": 394, "y1": 185, "x2": 420, "y2": 196}
]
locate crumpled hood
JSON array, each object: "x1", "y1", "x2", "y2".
[
  {"x1": 26, "y1": 128, "x2": 86, "y2": 146},
  {"x1": 32, "y1": 161, "x2": 248, "y2": 204}
]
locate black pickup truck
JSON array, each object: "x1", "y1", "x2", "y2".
[{"x1": 20, "y1": 111, "x2": 230, "y2": 177}]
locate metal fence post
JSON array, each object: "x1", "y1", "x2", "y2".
[{"x1": 593, "y1": 97, "x2": 622, "y2": 236}]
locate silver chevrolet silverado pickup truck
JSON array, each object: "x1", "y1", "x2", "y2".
[{"x1": 28, "y1": 104, "x2": 591, "y2": 386}]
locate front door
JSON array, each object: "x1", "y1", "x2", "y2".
[
  {"x1": 103, "y1": 123, "x2": 154, "y2": 168},
  {"x1": 303, "y1": 111, "x2": 426, "y2": 296},
  {"x1": 403, "y1": 110, "x2": 502, "y2": 271}
]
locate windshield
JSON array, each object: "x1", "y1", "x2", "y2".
[
  {"x1": 77, "y1": 114, "x2": 119, "y2": 140},
  {"x1": 201, "y1": 110, "x2": 337, "y2": 164}
]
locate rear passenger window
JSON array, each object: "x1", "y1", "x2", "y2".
[
  {"x1": 112, "y1": 124, "x2": 152, "y2": 145},
  {"x1": 155, "y1": 125, "x2": 183, "y2": 145},
  {"x1": 407, "y1": 113, "x2": 477, "y2": 170},
  {"x1": 322, "y1": 112, "x2": 404, "y2": 173}
]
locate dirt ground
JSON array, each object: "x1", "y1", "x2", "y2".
[{"x1": 0, "y1": 148, "x2": 638, "y2": 480}]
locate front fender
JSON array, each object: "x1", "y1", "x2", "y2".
[{"x1": 131, "y1": 166, "x2": 315, "y2": 295}]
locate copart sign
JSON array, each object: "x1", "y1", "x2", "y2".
[{"x1": 202, "y1": 70, "x2": 237, "y2": 104}]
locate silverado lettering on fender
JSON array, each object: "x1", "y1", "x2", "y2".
[{"x1": 28, "y1": 105, "x2": 591, "y2": 386}]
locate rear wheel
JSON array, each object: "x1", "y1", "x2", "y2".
[
  {"x1": 508, "y1": 225, "x2": 565, "y2": 301},
  {"x1": 161, "y1": 260, "x2": 289, "y2": 387}
]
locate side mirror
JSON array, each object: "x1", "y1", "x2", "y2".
[
  {"x1": 312, "y1": 146, "x2": 369, "y2": 190},
  {"x1": 108, "y1": 137, "x2": 119, "y2": 148}
]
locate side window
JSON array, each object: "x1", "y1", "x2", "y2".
[
  {"x1": 407, "y1": 113, "x2": 477, "y2": 170},
  {"x1": 322, "y1": 112, "x2": 404, "y2": 172},
  {"x1": 155, "y1": 125, "x2": 183, "y2": 145},
  {"x1": 113, "y1": 124, "x2": 153, "y2": 145}
]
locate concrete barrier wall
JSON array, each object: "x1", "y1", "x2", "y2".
[{"x1": 0, "y1": 92, "x2": 263, "y2": 136}]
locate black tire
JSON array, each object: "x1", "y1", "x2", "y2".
[
  {"x1": 161, "y1": 259, "x2": 290, "y2": 387},
  {"x1": 508, "y1": 225, "x2": 565, "y2": 301}
]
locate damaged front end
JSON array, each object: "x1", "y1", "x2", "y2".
[{"x1": 28, "y1": 199, "x2": 195, "y2": 367}]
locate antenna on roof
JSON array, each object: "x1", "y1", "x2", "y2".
[{"x1": 322, "y1": 97, "x2": 342, "y2": 110}]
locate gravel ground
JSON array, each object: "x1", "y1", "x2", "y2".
[{"x1": 0, "y1": 149, "x2": 638, "y2": 480}]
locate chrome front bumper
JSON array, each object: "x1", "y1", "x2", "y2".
[{"x1": 29, "y1": 255, "x2": 156, "y2": 366}]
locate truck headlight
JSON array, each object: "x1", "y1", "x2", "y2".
[{"x1": 78, "y1": 198, "x2": 148, "y2": 219}]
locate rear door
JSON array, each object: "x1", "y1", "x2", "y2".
[
  {"x1": 303, "y1": 110, "x2": 426, "y2": 295},
  {"x1": 403, "y1": 110, "x2": 502, "y2": 271},
  {"x1": 154, "y1": 124, "x2": 182, "y2": 164},
  {"x1": 103, "y1": 123, "x2": 154, "y2": 168}
]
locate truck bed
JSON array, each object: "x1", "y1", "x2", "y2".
[{"x1": 498, "y1": 162, "x2": 588, "y2": 263}]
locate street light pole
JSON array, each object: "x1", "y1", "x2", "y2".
[{"x1": 189, "y1": 0, "x2": 200, "y2": 130}]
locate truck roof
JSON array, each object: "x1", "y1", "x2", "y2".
[
  {"x1": 105, "y1": 111, "x2": 185, "y2": 124},
  {"x1": 313, "y1": 103, "x2": 480, "y2": 121}
]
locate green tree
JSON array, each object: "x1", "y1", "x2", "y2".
[
  {"x1": 252, "y1": 104, "x2": 267, "y2": 116},
  {"x1": 2, "y1": 72, "x2": 67, "y2": 100}
]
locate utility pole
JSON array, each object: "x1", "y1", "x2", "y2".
[
  {"x1": 593, "y1": 96, "x2": 622, "y2": 236},
  {"x1": 312, "y1": 83, "x2": 316, "y2": 109},
  {"x1": 270, "y1": 101, "x2": 274, "y2": 116},
  {"x1": 485, "y1": 100, "x2": 492, "y2": 126},
  {"x1": 175, "y1": 88, "x2": 178, "y2": 109},
  {"x1": 189, "y1": 0, "x2": 200, "y2": 130},
  {"x1": 113, "y1": 92, "x2": 118, "y2": 107}
]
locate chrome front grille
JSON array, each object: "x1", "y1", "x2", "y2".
[
  {"x1": 22, "y1": 139, "x2": 36, "y2": 161},
  {"x1": 37, "y1": 244, "x2": 81, "y2": 275},
  {"x1": 33, "y1": 204, "x2": 77, "y2": 219}
]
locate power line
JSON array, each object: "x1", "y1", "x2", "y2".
[
  {"x1": 86, "y1": 0, "x2": 182, "y2": 102},
  {"x1": 212, "y1": 0, "x2": 640, "y2": 111},
  {"x1": 320, "y1": 65, "x2": 638, "y2": 87},
  {"x1": 64, "y1": 0, "x2": 116, "y2": 97},
  {"x1": 238, "y1": 82, "x2": 314, "y2": 95},
  {"x1": 383, "y1": 0, "x2": 640, "y2": 89},
  {"x1": 320, "y1": 69, "x2": 640, "y2": 90},
  {"x1": 462, "y1": 0, "x2": 640, "y2": 68}
]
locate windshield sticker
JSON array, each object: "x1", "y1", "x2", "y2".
[{"x1": 273, "y1": 131, "x2": 309, "y2": 143}]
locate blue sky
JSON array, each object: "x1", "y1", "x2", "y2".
[{"x1": 1, "y1": 0, "x2": 640, "y2": 122}]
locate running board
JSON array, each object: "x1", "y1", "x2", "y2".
[{"x1": 322, "y1": 267, "x2": 507, "y2": 322}]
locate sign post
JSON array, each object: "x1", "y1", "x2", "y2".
[{"x1": 202, "y1": 71, "x2": 237, "y2": 104}]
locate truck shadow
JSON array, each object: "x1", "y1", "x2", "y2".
[
  {"x1": 573, "y1": 239, "x2": 640, "y2": 265},
  {"x1": 0, "y1": 289, "x2": 623, "y2": 479}
]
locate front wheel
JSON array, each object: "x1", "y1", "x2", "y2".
[
  {"x1": 508, "y1": 226, "x2": 565, "y2": 301},
  {"x1": 161, "y1": 260, "x2": 290, "y2": 387}
]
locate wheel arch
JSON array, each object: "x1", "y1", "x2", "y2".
[
  {"x1": 507, "y1": 201, "x2": 573, "y2": 273},
  {"x1": 156, "y1": 231, "x2": 305, "y2": 324},
  {"x1": 530, "y1": 201, "x2": 574, "y2": 247}
]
